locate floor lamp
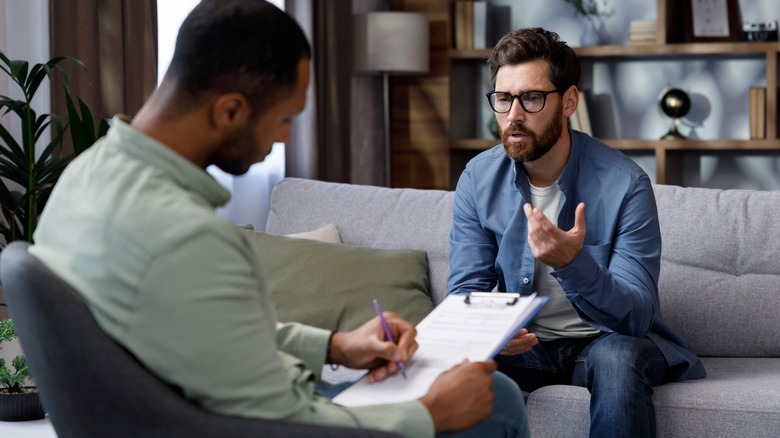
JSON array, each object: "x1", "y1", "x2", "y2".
[{"x1": 354, "y1": 12, "x2": 429, "y2": 187}]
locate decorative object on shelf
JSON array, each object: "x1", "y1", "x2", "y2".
[
  {"x1": 659, "y1": 87, "x2": 692, "y2": 140},
  {"x1": 563, "y1": 0, "x2": 613, "y2": 45},
  {"x1": 742, "y1": 21, "x2": 779, "y2": 42},
  {"x1": 0, "y1": 318, "x2": 44, "y2": 421},
  {"x1": 354, "y1": 12, "x2": 429, "y2": 187},
  {"x1": 684, "y1": 0, "x2": 740, "y2": 42}
]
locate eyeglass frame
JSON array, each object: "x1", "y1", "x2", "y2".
[{"x1": 485, "y1": 89, "x2": 562, "y2": 114}]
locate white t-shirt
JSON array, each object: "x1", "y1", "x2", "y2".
[{"x1": 528, "y1": 183, "x2": 600, "y2": 341}]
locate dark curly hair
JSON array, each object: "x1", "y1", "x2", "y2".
[
  {"x1": 487, "y1": 27, "x2": 580, "y2": 92},
  {"x1": 166, "y1": 0, "x2": 311, "y2": 114}
]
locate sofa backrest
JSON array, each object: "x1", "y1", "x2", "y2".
[
  {"x1": 653, "y1": 184, "x2": 780, "y2": 357},
  {"x1": 266, "y1": 178, "x2": 454, "y2": 305},
  {"x1": 267, "y1": 178, "x2": 780, "y2": 358}
]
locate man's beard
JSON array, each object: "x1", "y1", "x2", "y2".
[
  {"x1": 500, "y1": 108, "x2": 564, "y2": 162},
  {"x1": 211, "y1": 123, "x2": 258, "y2": 176}
]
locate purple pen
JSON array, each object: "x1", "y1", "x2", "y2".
[{"x1": 373, "y1": 299, "x2": 407, "y2": 379}]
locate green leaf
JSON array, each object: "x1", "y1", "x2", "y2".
[
  {"x1": 25, "y1": 64, "x2": 50, "y2": 101},
  {"x1": 0, "y1": 122, "x2": 24, "y2": 159},
  {"x1": 98, "y1": 118, "x2": 111, "y2": 137},
  {"x1": 8, "y1": 60, "x2": 29, "y2": 90},
  {"x1": 65, "y1": 92, "x2": 86, "y2": 151},
  {"x1": 0, "y1": 51, "x2": 11, "y2": 71},
  {"x1": 0, "y1": 319, "x2": 16, "y2": 342}
]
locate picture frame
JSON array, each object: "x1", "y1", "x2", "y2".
[{"x1": 684, "y1": 0, "x2": 740, "y2": 43}]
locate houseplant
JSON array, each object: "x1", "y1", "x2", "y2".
[
  {"x1": 563, "y1": 0, "x2": 614, "y2": 45},
  {"x1": 0, "y1": 50, "x2": 109, "y2": 248},
  {"x1": 0, "y1": 51, "x2": 108, "y2": 421},
  {"x1": 0, "y1": 318, "x2": 43, "y2": 421}
]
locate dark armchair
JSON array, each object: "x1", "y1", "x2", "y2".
[{"x1": 0, "y1": 242, "x2": 400, "y2": 438}]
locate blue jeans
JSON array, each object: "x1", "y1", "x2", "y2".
[
  {"x1": 319, "y1": 371, "x2": 529, "y2": 438},
  {"x1": 495, "y1": 333, "x2": 668, "y2": 438}
]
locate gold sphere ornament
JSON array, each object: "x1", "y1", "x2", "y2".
[{"x1": 659, "y1": 87, "x2": 691, "y2": 140}]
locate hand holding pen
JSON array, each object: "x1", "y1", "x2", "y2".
[
  {"x1": 326, "y1": 303, "x2": 417, "y2": 382},
  {"x1": 374, "y1": 299, "x2": 407, "y2": 379}
]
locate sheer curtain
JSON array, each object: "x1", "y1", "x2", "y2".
[
  {"x1": 0, "y1": 0, "x2": 50, "y2": 155},
  {"x1": 157, "y1": 0, "x2": 286, "y2": 231}
]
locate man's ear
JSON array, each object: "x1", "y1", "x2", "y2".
[
  {"x1": 211, "y1": 92, "x2": 251, "y2": 132},
  {"x1": 562, "y1": 86, "x2": 579, "y2": 119}
]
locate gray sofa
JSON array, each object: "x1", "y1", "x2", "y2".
[{"x1": 266, "y1": 177, "x2": 780, "y2": 437}]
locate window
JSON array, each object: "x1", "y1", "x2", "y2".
[{"x1": 156, "y1": 0, "x2": 286, "y2": 231}]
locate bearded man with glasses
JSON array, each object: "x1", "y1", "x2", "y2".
[{"x1": 446, "y1": 27, "x2": 705, "y2": 438}]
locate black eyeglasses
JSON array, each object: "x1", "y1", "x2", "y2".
[{"x1": 485, "y1": 89, "x2": 561, "y2": 114}]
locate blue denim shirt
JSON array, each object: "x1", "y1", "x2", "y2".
[{"x1": 447, "y1": 130, "x2": 705, "y2": 381}]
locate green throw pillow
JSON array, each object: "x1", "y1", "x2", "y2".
[{"x1": 239, "y1": 229, "x2": 434, "y2": 332}]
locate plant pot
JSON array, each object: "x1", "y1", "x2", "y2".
[{"x1": 0, "y1": 388, "x2": 45, "y2": 421}]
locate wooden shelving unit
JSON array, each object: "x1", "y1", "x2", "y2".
[
  {"x1": 449, "y1": 41, "x2": 780, "y2": 185},
  {"x1": 390, "y1": 0, "x2": 780, "y2": 189}
]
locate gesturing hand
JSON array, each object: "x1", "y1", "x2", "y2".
[{"x1": 524, "y1": 201, "x2": 586, "y2": 269}]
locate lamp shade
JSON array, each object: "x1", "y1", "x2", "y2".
[{"x1": 354, "y1": 12, "x2": 429, "y2": 75}]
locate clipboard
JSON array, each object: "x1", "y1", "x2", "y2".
[
  {"x1": 464, "y1": 291, "x2": 520, "y2": 305},
  {"x1": 332, "y1": 292, "x2": 548, "y2": 407},
  {"x1": 458, "y1": 292, "x2": 548, "y2": 358}
]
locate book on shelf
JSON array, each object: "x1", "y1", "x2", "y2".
[
  {"x1": 453, "y1": 1, "x2": 463, "y2": 49},
  {"x1": 569, "y1": 91, "x2": 592, "y2": 136},
  {"x1": 472, "y1": 1, "x2": 494, "y2": 49},
  {"x1": 463, "y1": 1, "x2": 473, "y2": 50},
  {"x1": 629, "y1": 19, "x2": 657, "y2": 45},
  {"x1": 454, "y1": 0, "x2": 496, "y2": 50},
  {"x1": 453, "y1": 1, "x2": 474, "y2": 50},
  {"x1": 749, "y1": 87, "x2": 766, "y2": 140}
]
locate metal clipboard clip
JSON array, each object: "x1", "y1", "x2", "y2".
[{"x1": 464, "y1": 292, "x2": 521, "y2": 306}]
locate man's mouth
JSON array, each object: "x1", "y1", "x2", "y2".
[{"x1": 507, "y1": 131, "x2": 528, "y2": 142}]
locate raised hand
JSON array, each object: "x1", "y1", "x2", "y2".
[{"x1": 524, "y1": 201, "x2": 586, "y2": 269}]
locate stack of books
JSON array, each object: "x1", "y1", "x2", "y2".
[
  {"x1": 750, "y1": 87, "x2": 767, "y2": 140},
  {"x1": 629, "y1": 19, "x2": 657, "y2": 45},
  {"x1": 453, "y1": 0, "x2": 494, "y2": 50}
]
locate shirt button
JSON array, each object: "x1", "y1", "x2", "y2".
[
  {"x1": 557, "y1": 277, "x2": 563, "y2": 282},
  {"x1": 522, "y1": 277, "x2": 530, "y2": 284}
]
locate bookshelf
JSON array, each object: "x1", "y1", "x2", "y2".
[{"x1": 389, "y1": 0, "x2": 780, "y2": 189}]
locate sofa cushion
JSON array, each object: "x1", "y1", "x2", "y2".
[
  {"x1": 525, "y1": 357, "x2": 780, "y2": 437},
  {"x1": 239, "y1": 229, "x2": 434, "y2": 332},
  {"x1": 266, "y1": 178, "x2": 454, "y2": 305},
  {"x1": 653, "y1": 184, "x2": 780, "y2": 357},
  {"x1": 286, "y1": 223, "x2": 342, "y2": 244}
]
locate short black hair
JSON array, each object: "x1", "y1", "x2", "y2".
[
  {"x1": 487, "y1": 27, "x2": 580, "y2": 92},
  {"x1": 167, "y1": 0, "x2": 311, "y2": 113}
]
